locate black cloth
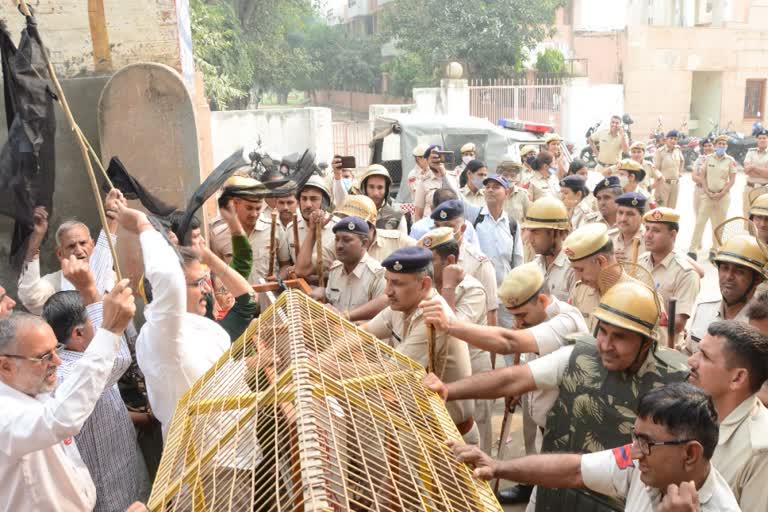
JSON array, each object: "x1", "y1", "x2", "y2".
[
  {"x1": 0, "y1": 17, "x2": 56, "y2": 268},
  {"x1": 103, "y1": 156, "x2": 176, "y2": 217}
]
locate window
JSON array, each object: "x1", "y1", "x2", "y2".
[{"x1": 744, "y1": 79, "x2": 766, "y2": 119}]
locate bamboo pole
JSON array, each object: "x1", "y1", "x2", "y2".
[
  {"x1": 268, "y1": 210, "x2": 277, "y2": 276},
  {"x1": 16, "y1": 0, "x2": 121, "y2": 280},
  {"x1": 315, "y1": 221, "x2": 324, "y2": 289}
]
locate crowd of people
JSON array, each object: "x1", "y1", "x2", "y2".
[{"x1": 1, "y1": 122, "x2": 768, "y2": 512}]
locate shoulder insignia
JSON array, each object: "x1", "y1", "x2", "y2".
[
  {"x1": 377, "y1": 228, "x2": 400, "y2": 239},
  {"x1": 329, "y1": 260, "x2": 343, "y2": 270}
]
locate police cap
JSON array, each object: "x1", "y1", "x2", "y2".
[
  {"x1": 332, "y1": 216, "x2": 369, "y2": 238},
  {"x1": 381, "y1": 246, "x2": 433, "y2": 274},
  {"x1": 431, "y1": 199, "x2": 464, "y2": 221},
  {"x1": 563, "y1": 223, "x2": 610, "y2": 261}
]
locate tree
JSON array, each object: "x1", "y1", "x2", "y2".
[
  {"x1": 535, "y1": 48, "x2": 566, "y2": 74},
  {"x1": 381, "y1": 52, "x2": 434, "y2": 97},
  {"x1": 381, "y1": 0, "x2": 566, "y2": 79}
]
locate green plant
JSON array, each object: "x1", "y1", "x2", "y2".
[{"x1": 535, "y1": 48, "x2": 566, "y2": 74}]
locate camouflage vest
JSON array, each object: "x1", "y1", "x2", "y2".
[
  {"x1": 376, "y1": 202, "x2": 406, "y2": 231},
  {"x1": 535, "y1": 336, "x2": 688, "y2": 512}
]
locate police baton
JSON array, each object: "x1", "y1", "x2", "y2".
[
  {"x1": 667, "y1": 298, "x2": 677, "y2": 349},
  {"x1": 493, "y1": 353, "x2": 521, "y2": 494}
]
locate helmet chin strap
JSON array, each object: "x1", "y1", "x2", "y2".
[{"x1": 627, "y1": 337, "x2": 654, "y2": 374}]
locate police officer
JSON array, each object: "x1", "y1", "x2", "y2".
[
  {"x1": 334, "y1": 164, "x2": 408, "y2": 234},
  {"x1": 209, "y1": 176, "x2": 277, "y2": 284},
  {"x1": 418, "y1": 227, "x2": 493, "y2": 454},
  {"x1": 277, "y1": 175, "x2": 338, "y2": 276},
  {"x1": 318, "y1": 216, "x2": 385, "y2": 322},
  {"x1": 629, "y1": 140, "x2": 656, "y2": 200},
  {"x1": 589, "y1": 115, "x2": 629, "y2": 176},
  {"x1": 692, "y1": 137, "x2": 715, "y2": 215},
  {"x1": 520, "y1": 144, "x2": 538, "y2": 187},
  {"x1": 559, "y1": 175, "x2": 599, "y2": 230},
  {"x1": 428, "y1": 203, "x2": 499, "y2": 328},
  {"x1": 335, "y1": 195, "x2": 416, "y2": 263},
  {"x1": 496, "y1": 158, "x2": 530, "y2": 222},
  {"x1": 423, "y1": 277, "x2": 689, "y2": 511},
  {"x1": 592, "y1": 175, "x2": 622, "y2": 229},
  {"x1": 459, "y1": 159, "x2": 487, "y2": 207},
  {"x1": 527, "y1": 151, "x2": 560, "y2": 202},
  {"x1": 609, "y1": 192, "x2": 647, "y2": 263},
  {"x1": 363, "y1": 246, "x2": 477, "y2": 443},
  {"x1": 414, "y1": 145, "x2": 460, "y2": 221},
  {"x1": 639, "y1": 207, "x2": 701, "y2": 349},
  {"x1": 456, "y1": 142, "x2": 477, "y2": 187},
  {"x1": 615, "y1": 158, "x2": 649, "y2": 198},
  {"x1": 687, "y1": 225, "x2": 767, "y2": 353},
  {"x1": 563, "y1": 223, "x2": 618, "y2": 329},
  {"x1": 419, "y1": 261, "x2": 588, "y2": 505},
  {"x1": 749, "y1": 187, "x2": 768, "y2": 245},
  {"x1": 653, "y1": 129, "x2": 685, "y2": 208},
  {"x1": 743, "y1": 128, "x2": 768, "y2": 217},
  {"x1": 688, "y1": 134, "x2": 737, "y2": 261},
  {"x1": 522, "y1": 197, "x2": 575, "y2": 303},
  {"x1": 397, "y1": 143, "x2": 430, "y2": 203}
]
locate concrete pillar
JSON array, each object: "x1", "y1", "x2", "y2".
[
  {"x1": 712, "y1": 0, "x2": 726, "y2": 26},
  {"x1": 439, "y1": 79, "x2": 470, "y2": 117}
]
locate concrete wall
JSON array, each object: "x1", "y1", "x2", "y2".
[
  {"x1": 210, "y1": 108, "x2": 334, "y2": 170},
  {"x1": 314, "y1": 90, "x2": 412, "y2": 115},
  {"x1": 413, "y1": 79, "x2": 470, "y2": 117},
  {"x1": 561, "y1": 78, "x2": 625, "y2": 145},
  {"x1": 0, "y1": 0, "x2": 187, "y2": 78}
]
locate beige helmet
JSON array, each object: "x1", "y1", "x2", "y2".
[
  {"x1": 563, "y1": 223, "x2": 610, "y2": 261},
  {"x1": 543, "y1": 134, "x2": 562, "y2": 146},
  {"x1": 497, "y1": 262, "x2": 545, "y2": 309},
  {"x1": 748, "y1": 186, "x2": 768, "y2": 218},
  {"x1": 460, "y1": 142, "x2": 477, "y2": 153},
  {"x1": 222, "y1": 175, "x2": 267, "y2": 199},
  {"x1": 335, "y1": 195, "x2": 378, "y2": 224},
  {"x1": 629, "y1": 140, "x2": 647, "y2": 151},
  {"x1": 301, "y1": 175, "x2": 332, "y2": 203},
  {"x1": 359, "y1": 164, "x2": 392, "y2": 192},
  {"x1": 593, "y1": 280, "x2": 659, "y2": 339},
  {"x1": 413, "y1": 143, "x2": 429, "y2": 158},
  {"x1": 521, "y1": 197, "x2": 570, "y2": 231},
  {"x1": 713, "y1": 217, "x2": 768, "y2": 277},
  {"x1": 520, "y1": 145, "x2": 538, "y2": 158}
]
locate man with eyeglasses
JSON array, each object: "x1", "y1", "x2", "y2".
[
  {"x1": 448, "y1": 383, "x2": 739, "y2": 512},
  {"x1": 0, "y1": 278, "x2": 137, "y2": 512}
]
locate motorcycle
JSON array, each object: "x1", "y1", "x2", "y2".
[
  {"x1": 706, "y1": 120, "x2": 757, "y2": 165},
  {"x1": 676, "y1": 119, "x2": 700, "y2": 171}
]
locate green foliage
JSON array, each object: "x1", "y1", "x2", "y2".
[
  {"x1": 381, "y1": 52, "x2": 434, "y2": 97},
  {"x1": 381, "y1": 0, "x2": 566, "y2": 79},
  {"x1": 535, "y1": 48, "x2": 566, "y2": 74}
]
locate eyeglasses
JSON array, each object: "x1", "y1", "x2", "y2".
[
  {"x1": 631, "y1": 428, "x2": 692, "y2": 456},
  {"x1": 186, "y1": 275, "x2": 210, "y2": 291},
  {"x1": 1, "y1": 343, "x2": 65, "y2": 364}
]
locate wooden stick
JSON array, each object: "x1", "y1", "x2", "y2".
[
  {"x1": 268, "y1": 210, "x2": 277, "y2": 276},
  {"x1": 291, "y1": 212, "x2": 300, "y2": 262},
  {"x1": 17, "y1": 0, "x2": 121, "y2": 281},
  {"x1": 426, "y1": 325, "x2": 436, "y2": 374},
  {"x1": 493, "y1": 352, "x2": 521, "y2": 494},
  {"x1": 315, "y1": 221, "x2": 324, "y2": 289},
  {"x1": 631, "y1": 238, "x2": 640, "y2": 264}
]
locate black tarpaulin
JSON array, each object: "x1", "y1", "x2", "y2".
[{"x1": 0, "y1": 16, "x2": 56, "y2": 268}]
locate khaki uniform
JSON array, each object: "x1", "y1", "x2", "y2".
[
  {"x1": 404, "y1": 165, "x2": 428, "y2": 202},
  {"x1": 367, "y1": 228, "x2": 416, "y2": 263},
  {"x1": 277, "y1": 214, "x2": 338, "y2": 271},
  {"x1": 459, "y1": 186, "x2": 485, "y2": 207},
  {"x1": 528, "y1": 173, "x2": 560, "y2": 202},
  {"x1": 690, "y1": 154, "x2": 736, "y2": 253},
  {"x1": 686, "y1": 299, "x2": 750, "y2": 354},
  {"x1": 692, "y1": 153, "x2": 709, "y2": 213},
  {"x1": 638, "y1": 250, "x2": 700, "y2": 349},
  {"x1": 210, "y1": 215, "x2": 283, "y2": 284},
  {"x1": 591, "y1": 129, "x2": 624, "y2": 171},
  {"x1": 504, "y1": 186, "x2": 530, "y2": 223},
  {"x1": 453, "y1": 275, "x2": 494, "y2": 454},
  {"x1": 570, "y1": 198, "x2": 601, "y2": 230},
  {"x1": 414, "y1": 170, "x2": 459, "y2": 217},
  {"x1": 609, "y1": 225, "x2": 647, "y2": 263},
  {"x1": 653, "y1": 146, "x2": 684, "y2": 208},
  {"x1": 711, "y1": 396, "x2": 768, "y2": 511},
  {"x1": 365, "y1": 290, "x2": 477, "y2": 442},
  {"x1": 533, "y1": 250, "x2": 576, "y2": 304},
  {"x1": 458, "y1": 243, "x2": 498, "y2": 316},
  {"x1": 325, "y1": 252, "x2": 385, "y2": 312},
  {"x1": 639, "y1": 160, "x2": 656, "y2": 199},
  {"x1": 743, "y1": 147, "x2": 768, "y2": 216},
  {"x1": 569, "y1": 281, "x2": 601, "y2": 330}
]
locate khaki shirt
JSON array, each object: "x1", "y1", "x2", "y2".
[
  {"x1": 405, "y1": 164, "x2": 429, "y2": 198},
  {"x1": 609, "y1": 225, "x2": 647, "y2": 263},
  {"x1": 653, "y1": 146, "x2": 684, "y2": 180},
  {"x1": 591, "y1": 129, "x2": 624, "y2": 165},
  {"x1": 325, "y1": 252, "x2": 385, "y2": 311},
  {"x1": 528, "y1": 173, "x2": 560, "y2": 202},
  {"x1": 453, "y1": 274, "x2": 491, "y2": 374},
  {"x1": 711, "y1": 396, "x2": 768, "y2": 511},
  {"x1": 704, "y1": 153, "x2": 737, "y2": 193},
  {"x1": 459, "y1": 186, "x2": 485, "y2": 207},
  {"x1": 569, "y1": 281, "x2": 601, "y2": 330},
  {"x1": 504, "y1": 186, "x2": 530, "y2": 222},
  {"x1": 368, "y1": 228, "x2": 416, "y2": 263},
  {"x1": 414, "y1": 169, "x2": 459, "y2": 215},
  {"x1": 582, "y1": 447, "x2": 739, "y2": 512},
  {"x1": 686, "y1": 299, "x2": 750, "y2": 354},
  {"x1": 365, "y1": 289, "x2": 473, "y2": 424},
  {"x1": 459, "y1": 242, "x2": 498, "y2": 314},
  {"x1": 571, "y1": 198, "x2": 601, "y2": 230},
  {"x1": 277, "y1": 214, "x2": 337, "y2": 270},
  {"x1": 745, "y1": 147, "x2": 768, "y2": 185},
  {"x1": 533, "y1": 250, "x2": 576, "y2": 303},
  {"x1": 210, "y1": 215, "x2": 284, "y2": 284}
]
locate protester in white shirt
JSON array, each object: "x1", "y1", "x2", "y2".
[
  {"x1": 17, "y1": 189, "x2": 123, "y2": 315},
  {"x1": 0, "y1": 279, "x2": 136, "y2": 512},
  {"x1": 448, "y1": 383, "x2": 740, "y2": 512}
]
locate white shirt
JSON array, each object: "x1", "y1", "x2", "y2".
[
  {"x1": 582, "y1": 448, "x2": 740, "y2": 511},
  {"x1": 135, "y1": 230, "x2": 230, "y2": 436},
  {"x1": 0, "y1": 327, "x2": 120, "y2": 512}
]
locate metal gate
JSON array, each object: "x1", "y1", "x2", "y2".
[
  {"x1": 332, "y1": 121, "x2": 371, "y2": 167},
  {"x1": 469, "y1": 83, "x2": 563, "y2": 131}
]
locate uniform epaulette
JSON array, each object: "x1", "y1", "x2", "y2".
[
  {"x1": 584, "y1": 211, "x2": 602, "y2": 222},
  {"x1": 364, "y1": 257, "x2": 385, "y2": 273},
  {"x1": 675, "y1": 252, "x2": 696, "y2": 272},
  {"x1": 607, "y1": 226, "x2": 620, "y2": 236},
  {"x1": 329, "y1": 260, "x2": 344, "y2": 270},
  {"x1": 747, "y1": 147, "x2": 757, "y2": 153},
  {"x1": 464, "y1": 243, "x2": 488, "y2": 262},
  {"x1": 376, "y1": 228, "x2": 401, "y2": 239}
]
